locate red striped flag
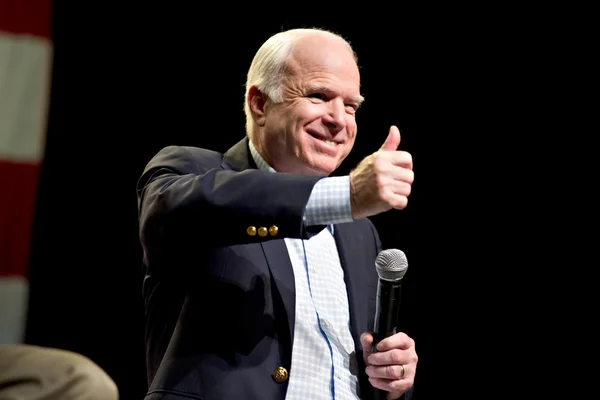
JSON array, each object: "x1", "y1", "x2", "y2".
[{"x1": 0, "y1": 0, "x2": 53, "y2": 344}]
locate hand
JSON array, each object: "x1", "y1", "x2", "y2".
[
  {"x1": 360, "y1": 331, "x2": 418, "y2": 399},
  {"x1": 349, "y1": 126, "x2": 414, "y2": 219}
]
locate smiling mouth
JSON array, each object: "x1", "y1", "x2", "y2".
[{"x1": 307, "y1": 132, "x2": 338, "y2": 147}]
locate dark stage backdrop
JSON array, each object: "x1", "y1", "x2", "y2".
[{"x1": 24, "y1": 4, "x2": 437, "y2": 400}]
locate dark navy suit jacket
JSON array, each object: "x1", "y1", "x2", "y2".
[{"x1": 136, "y1": 137, "x2": 412, "y2": 400}]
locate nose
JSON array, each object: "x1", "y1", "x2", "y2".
[{"x1": 323, "y1": 99, "x2": 347, "y2": 131}]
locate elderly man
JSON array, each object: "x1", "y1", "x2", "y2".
[{"x1": 137, "y1": 27, "x2": 416, "y2": 400}]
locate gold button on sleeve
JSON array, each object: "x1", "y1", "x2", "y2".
[
  {"x1": 258, "y1": 227, "x2": 268, "y2": 237},
  {"x1": 268, "y1": 225, "x2": 279, "y2": 236},
  {"x1": 247, "y1": 226, "x2": 257, "y2": 236}
]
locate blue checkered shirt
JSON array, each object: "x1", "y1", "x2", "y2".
[{"x1": 249, "y1": 141, "x2": 361, "y2": 400}]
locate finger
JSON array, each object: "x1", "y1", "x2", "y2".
[
  {"x1": 382, "y1": 192, "x2": 408, "y2": 210},
  {"x1": 365, "y1": 363, "x2": 407, "y2": 379},
  {"x1": 367, "y1": 348, "x2": 407, "y2": 367},
  {"x1": 388, "y1": 150, "x2": 413, "y2": 170},
  {"x1": 388, "y1": 167, "x2": 414, "y2": 185},
  {"x1": 360, "y1": 332, "x2": 374, "y2": 363},
  {"x1": 376, "y1": 171, "x2": 412, "y2": 192},
  {"x1": 376, "y1": 332, "x2": 413, "y2": 352},
  {"x1": 368, "y1": 377, "x2": 410, "y2": 397},
  {"x1": 368, "y1": 376, "x2": 389, "y2": 392},
  {"x1": 380, "y1": 125, "x2": 401, "y2": 151},
  {"x1": 385, "y1": 180, "x2": 411, "y2": 198}
]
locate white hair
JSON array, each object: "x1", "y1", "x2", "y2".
[{"x1": 243, "y1": 28, "x2": 358, "y2": 137}]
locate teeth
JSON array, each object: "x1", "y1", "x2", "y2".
[{"x1": 324, "y1": 140, "x2": 336, "y2": 146}]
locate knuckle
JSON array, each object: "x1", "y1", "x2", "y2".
[
  {"x1": 390, "y1": 349, "x2": 403, "y2": 364},
  {"x1": 410, "y1": 350, "x2": 418, "y2": 364},
  {"x1": 385, "y1": 365, "x2": 399, "y2": 378},
  {"x1": 373, "y1": 158, "x2": 387, "y2": 174},
  {"x1": 374, "y1": 150, "x2": 386, "y2": 160},
  {"x1": 371, "y1": 151, "x2": 382, "y2": 164},
  {"x1": 376, "y1": 176, "x2": 387, "y2": 196}
]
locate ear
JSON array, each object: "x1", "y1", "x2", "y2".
[{"x1": 248, "y1": 85, "x2": 267, "y2": 126}]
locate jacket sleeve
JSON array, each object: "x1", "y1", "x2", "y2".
[{"x1": 136, "y1": 145, "x2": 325, "y2": 250}]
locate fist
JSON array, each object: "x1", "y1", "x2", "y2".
[
  {"x1": 361, "y1": 331, "x2": 418, "y2": 399},
  {"x1": 349, "y1": 126, "x2": 414, "y2": 219}
]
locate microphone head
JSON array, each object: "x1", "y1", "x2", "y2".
[{"x1": 375, "y1": 249, "x2": 408, "y2": 281}]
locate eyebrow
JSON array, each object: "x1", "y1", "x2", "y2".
[{"x1": 306, "y1": 84, "x2": 365, "y2": 106}]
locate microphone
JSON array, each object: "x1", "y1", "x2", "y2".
[{"x1": 372, "y1": 249, "x2": 408, "y2": 399}]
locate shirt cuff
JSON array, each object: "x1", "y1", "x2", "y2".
[{"x1": 303, "y1": 176, "x2": 353, "y2": 226}]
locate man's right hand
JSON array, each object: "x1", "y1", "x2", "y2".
[{"x1": 349, "y1": 125, "x2": 414, "y2": 220}]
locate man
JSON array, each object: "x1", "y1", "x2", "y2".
[
  {"x1": 0, "y1": 344, "x2": 119, "y2": 399},
  {"x1": 137, "y1": 27, "x2": 417, "y2": 399}
]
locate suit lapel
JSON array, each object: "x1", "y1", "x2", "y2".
[
  {"x1": 222, "y1": 137, "x2": 254, "y2": 171},
  {"x1": 334, "y1": 223, "x2": 370, "y2": 347},
  {"x1": 260, "y1": 240, "x2": 296, "y2": 347}
]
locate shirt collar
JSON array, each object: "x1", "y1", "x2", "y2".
[{"x1": 249, "y1": 140, "x2": 275, "y2": 173}]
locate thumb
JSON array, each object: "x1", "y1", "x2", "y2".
[
  {"x1": 360, "y1": 331, "x2": 374, "y2": 364},
  {"x1": 380, "y1": 125, "x2": 401, "y2": 151}
]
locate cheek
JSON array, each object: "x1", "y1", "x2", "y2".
[
  {"x1": 347, "y1": 118, "x2": 358, "y2": 135},
  {"x1": 346, "y1": 126, "x2": 358, "y2": 147},
  {"x1": 344, "y1": 125, "x2": 358, "y2": 151}
]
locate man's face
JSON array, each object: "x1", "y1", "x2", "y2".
[{"x1": 252, "y1": 35, "x2": 363, "y2": 176}]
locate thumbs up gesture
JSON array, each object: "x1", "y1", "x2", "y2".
[{"x1": 349, "y1": 126, "x2": 414, "y2": 219}]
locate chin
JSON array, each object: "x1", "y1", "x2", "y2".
[
  {"x1": 307, "y1": 169, "x2": 331, "y2": 177},
  {"x1": 308, "y1": 163, "x2": 337, "y2": 177},
  {"x1": 295, "y1": 154, "x2": 340, "y2": 176}
]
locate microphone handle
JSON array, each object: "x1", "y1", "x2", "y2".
[{"x1": 372, "y1": 279, "x2": 402, "y2": 400}]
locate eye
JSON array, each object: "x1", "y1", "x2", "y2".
[
  {"x1": 345, "y1": 104, "x2": 359, "y2": 114},
  {"x1": 308, "y1": 93, "x2": 327, "y2": 100}
]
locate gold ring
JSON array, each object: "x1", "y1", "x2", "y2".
[{"x1": 400, "y1": 364, "x2": 405, "y2": 378}]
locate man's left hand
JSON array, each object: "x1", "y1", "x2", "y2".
[{"x1": 360, "y1": 331, "x2": 418, "y2": 399}]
